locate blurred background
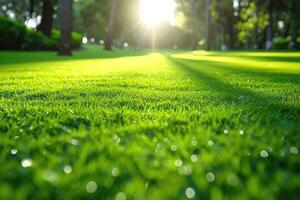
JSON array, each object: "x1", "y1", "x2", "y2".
[{"x1": 0, "y1": 0, "x2": 300, "y2": 52}]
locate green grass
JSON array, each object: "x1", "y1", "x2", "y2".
[{"x1": 0, "y1": 45, "x2": 299, "y2": 200}]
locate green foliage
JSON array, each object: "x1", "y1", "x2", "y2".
[
  {"x1": 23, "y1": 30, "x2": 57, "y2": 51},
  {"x1": 236, "y1": 2, "x2": 268, "y2": 44},
  {"x1": 0, "y1": 45, "x2": 299, "y2": 199},
  {"x1": 74, "y1": 0, "x2": 110, "y2": 40},
  {"x1": 0, "y1": 16, "x2": 82, "y2": 51},
  {"x1": 0, "y1": 16, "x2": 27, "y2": 50},
  {"x1": 51, "y1": 29, "x2": 83, "y2": 49},
  {"x1": 272, "y1": 37, "x2": 291, "y2": 50}
]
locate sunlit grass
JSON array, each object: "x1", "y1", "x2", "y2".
[{"x1": 0, "y1": 45, "x2": 299, "y2": 199}]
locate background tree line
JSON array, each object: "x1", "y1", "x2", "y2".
[{"x1": 1, "y1": 0, "x2": 300, "y2": 54}]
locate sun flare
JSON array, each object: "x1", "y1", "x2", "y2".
[{"x1": 139, "y1": 0, "x2": 176, "y2": 26}]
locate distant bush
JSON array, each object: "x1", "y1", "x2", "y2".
[
  {"x1": 50, "y1": 29, "x2": 83, "y2": 50},
  {"x1": 0, "y1": 16, "x2": 27, "y2": 50},
  {"x1": 272, "y1": 37, "x2": 290, "y2": 50},
  {"x1": 0, "y1": 16, "x2": 83, "y2": 51},
  {"x1": 23, "y1": 30, "x2": 57, "y2": 51},
  {"x1": 295, "y1": 37, "x2": 300, "y2": 50},
  {"x1": 272, "y1": 37, "x2": 300, "y2": 50}
]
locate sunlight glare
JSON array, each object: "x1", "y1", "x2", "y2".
[{"x1": 139, "y1": 0, "x2": 176, "y2": 26}]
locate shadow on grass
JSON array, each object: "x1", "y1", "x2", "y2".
[
  {"x1": 165, "y1": 54, "x2": 300, "y2": 123},
  {"x1": 176, "y1": 58, "x2": 300, "y2": 85},
  {"x1": 204, "y1": 52, "x2": 300, "y2": 63},
  {"x1": 0, "y1": 45, "x2": 149, "y2": 66}
]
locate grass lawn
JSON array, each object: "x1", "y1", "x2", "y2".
[{"x1": 0, "y1": 45, "x2": 299, "y2": 199}]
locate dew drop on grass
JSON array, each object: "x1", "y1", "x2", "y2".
[
  {"x1": 171, "y1": 144, "x2": 178, "y2": 151},
  {"x1": 175, "y1": 159, "x2": 183, "y2": 167},
  {"x1": 156, "y1": 143, "x2": 161, "y2": 150},
  {"x1": 260, "y1": 150, "x2": 269, "y2": 158},
  {"x1": 191, "y1": 139, "x2": 198, "y2": 146},
  {"x1": 268, "y1": 146, "x2": 273, "y2": 152},
  {"x1": 154, "y1": 160, "x2": 159, "y2": 167},
  {"x1": 10, "y1": 149, "x2": 18, "y2": 155},
  {"x1": 68, "y1": 109, "x2": 74, "y2": 114},
  {"x1": 21, "y1": 159, "x2": 33, "y2": 168},
  {"x1": 145, "y1": 181, "x2": 149, "y2": 189},
  {"x1": 208, "y1": 140, "x2": 214, "y2": 146},
  {"x1": 185, "y1": 187, "x2": 195, "y2": 199},
  {"x1": 163, "y1": 137, "x2": 169, "y2": 143},
  {"x1": 112, "y1": 134, "x2": 121, "y2": 143},
  {"x1": 116, "y1": 192, "x2": 127, "y2": 200},
  {"x1": 206, "y1": 172, "x2": 215, "y2": 182},
  {"x1": 191, "y1": 154, "x2": 198, "y2": 162},
  {"x1": 290, "y1": 147, "x2": 298, "y2": 154},
  {"x1": 71, "y1": 138, "x2": 79, "y2": 146},
  {"x1": 178, "y1": 165, "x2": 192, "y2": 176},
  {"x1": 239, "y1": 130, "x2": 244, "y2": 135},
  {"x1": 86, "y1": 181, "x2": 97, "y2": 193},
  {"x1": 44, "y1": 171, "x2": 58, "y2": 182},
  {"x1": 112, "y1": 167, "x2": 120, "y2": 177},
  {"x1": 279, "y1": 149, "x2": 286, "y2": 157},
  {"x1": 227, "y1": 174, "x2": 238, "y2": 186},
  {"x1": 63, "y1": 165, "x2": 72, "y2": 174},
  {"x1": 224, "y1": 129, "x2": 229, "y2": 134}
]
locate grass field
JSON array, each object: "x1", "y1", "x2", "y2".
[{"x1": 0, "y1": 45, "x2": 299, "y2": 200}]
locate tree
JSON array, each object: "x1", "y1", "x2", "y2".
[
  {"x1": 211, "y1": 0, "x2": 229, "y2": 50},
  {"x1": 37, "y1": 0, "x2": 55, "y2": 37},
  {"x1": 58, "y1": 0, "x2": 72, "y2": 56},
  {"x1": 204, "y1": 0, "x2": 211, "y2": 51},
  {"x1": 188, "y1": 0, "x2": 200, "y2": 49},
  {"x1": 74, "y1": 0, "x2": 110, "y2": 42},
  {"x1": 105, "y1": 0, "x2": 118, "y2": 50},
  {"x1": 265, "y1": 0, "x2": 274, "y2": 49},
  {"x1": 236, "y1": 1, "x2": 268, "y2": 49}
]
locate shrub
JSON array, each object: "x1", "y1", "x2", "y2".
[
  {"x1": 0, "y1": 16, "x2": 83, "y2": 51},
  {"x1": 23, "y1": 30, "x2": 57, "y2": 51},
  {"x1": 295, "y1": 37, "x2": 300, "y2": 50},
  {"x1": 50, "y1": 29, "x2": 83, "y2": 50},
  {"x1": 0, "y1": 16, "x2": 27, "y2": 50},
  {"x1": 272, "y1": 37, "x2": 290, "y2": 50}
]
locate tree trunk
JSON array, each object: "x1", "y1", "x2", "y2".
[
  {"x1": 245, "y1": 37, "x2": 250, "y2": 50},
  {"x1": 214, "y1": 25, "x2": 219, "y2": 50},
  {"x1": 220, "y1": 24, "x2": 227, "y2": 51},
  {"x1": 228, "y1": 16, "x2": 235, "y2": 49},
  {"x1": 58, "y1": 0, "x2": 72, "y2": 56},
  {"x1": 190, "y1": 0, "x2": 198, "y2": 50},
  {"x1": 265, "y1": 2, "x2": 273, "y2": 50},
  {"x1": 253, "y1": 28, "x2": 258, "y2": 49},
  {"x1": 204, "y1": 0, "x2": 211, "y2": 51},
  {"x1": 253, "y1": 0, "x2": 258, "y2": 49},
  {"x1": 105, "y1": 0, "x2": 118, "y2": 51},
  {"x1": 29, "y1": 0, "x2": 35, "y2": 17},
  {"x1": 37, "y1": 0, "x2": 54, "y2": 37},
  {"x1": 137, "y1": 25, "x2": 146, "y2": 50},
  {"x1": 283, "y1": 22, "x2": 290, "y2": 38}
]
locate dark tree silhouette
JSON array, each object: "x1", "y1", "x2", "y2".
[
  {"x1": 205, "y1": 0, "x2": 211, "y2": 51},
  {"x1": 58, "y1": 0, "x2": 72, "y2": 56},
  {"x1": 105, "y1": 0, "x2": 118, "y2": 51},
  {"x1": 265, "y1": 0, "x2": 274, "y2": 50},
  {"x1": 37, "y1": 0, "x2": 54, "y2": 37}
]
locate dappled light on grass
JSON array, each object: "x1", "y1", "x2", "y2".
[{"x1": 0, "y1": 45, "x2": 299, "y2": 199}]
